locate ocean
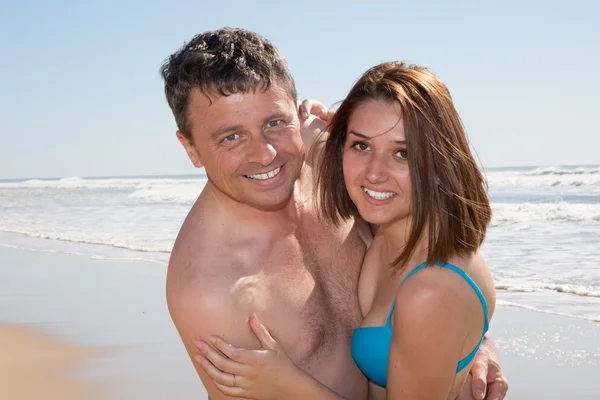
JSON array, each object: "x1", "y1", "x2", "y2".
[{"x1": 1, "y1": 165, "x2": 599, "y2": 323}]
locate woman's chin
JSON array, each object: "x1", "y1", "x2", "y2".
[{"x1": 357, "y1": 211, "x2": 393, "y2": 226}]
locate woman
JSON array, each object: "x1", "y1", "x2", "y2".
[{"x1": 193, "y1": 61, "x2": 496, "y2": 399}]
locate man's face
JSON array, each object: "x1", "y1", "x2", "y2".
[{"x1": 177, "y1": 84, "x2": 305, "y2": 211}]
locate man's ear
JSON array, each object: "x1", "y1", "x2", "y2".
[{"x1": 176, "y1": 131, "x2": 203, "y2": 168}]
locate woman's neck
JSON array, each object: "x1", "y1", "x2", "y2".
[{"x1": 376, "y1": 217, "x2": 430, "y2": 268}]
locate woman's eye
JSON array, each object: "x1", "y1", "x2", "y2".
[
  {"x1": 353, "y1": 142, "x2": 369, "y2": 151},
  {"x1": 395, "y1": 149, "x2": 408, "y2": 159}
]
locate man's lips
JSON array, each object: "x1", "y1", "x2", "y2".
[{"x1": 244, "y1": 165, "x2": 283, "y2": 180}]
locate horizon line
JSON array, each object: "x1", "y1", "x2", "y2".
[{"x1": 2, "y1": 163, "x2": 600, "y2": 182}]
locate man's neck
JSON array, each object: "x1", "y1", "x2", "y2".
[{"x1": 201, "y1": 176, "x2": 308, "y2": 233}]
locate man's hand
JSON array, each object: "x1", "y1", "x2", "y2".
[{"x1": 460, "y1": 333, "x2": 509, "y2": 399}]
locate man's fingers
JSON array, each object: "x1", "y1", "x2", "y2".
[
  {"x1": 455, "y1": 373, "x2": 473, "y2": 400},
  {"x1": 249, "y1": 314, "x2": 278, "y2": 350},
  {"x1": 486, "y1": 378, "x2": 509, "y2": 400},
  {"x1": 469, "y1": 361, "x2": 488, "y2": 400}
]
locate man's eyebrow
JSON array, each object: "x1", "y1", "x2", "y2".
[
  {"x1": 264, "y1": 111, "x2": 288, "y2": 122},
  {"x1": 209, "y1": 111, "x2": 290, "y2": 140},
  {"x1": 348, "y1": 130, "x2": 406, "y2": 144},
  {"x1": 210, "y1": 125, "x2": 243, "y2": 140}
]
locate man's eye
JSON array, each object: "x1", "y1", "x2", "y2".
[
  {"x1": 223, "y1": 133, "x2": 240, "y2": 142},
  {"x1": 266, "y1": 120, "x2": 281, "y2": 128}
]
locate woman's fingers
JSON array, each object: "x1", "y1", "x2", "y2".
[
  {"x1": 214, "y1": 381, "x2": 251, "y2": 398},
  {"x1": 196, "y1": 355, "x2": 251, "y2": 397},
  {"x1": 249, "y1": 314, "x2": 279, "y2": 351},
  {"x1": 195, "y1": 341, "x2": 247, "y2": 375},
  {"x1": 299, "y1": 99, "x2": 333, "y2": 123},
  {"x1": 316, "y1": 107, "x2": 334, "y2": 123},
  {"x1": 194, "y1": 353, "x2": 238, "y2": 386},
  {"x1": 207, "y1": 336, "x2": 259, "y2": 364},
  {"x1": 298, "y1": 99, "x2": 315, "y2": 119}
]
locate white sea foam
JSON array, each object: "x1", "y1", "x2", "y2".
[
  {"x1": 1, "y1": 167, "x2": 599, "y2": 321},
  {"x1": 129, "y1": 185, "x2": 201, "y2": 205},
  {"x1": 491, "y1": 202, "x2": 600, "y2": 225},
  {"x1": 497, "y1": 300, "x2": 600, "y2": 323},
  {"x1": 525, "y1": 166, "x2": 600, "y2": 176},
  {"x1": 496, "y1": 282, "x2": 600, "y2": 298},
  {"x1": 0, "y1": 243, "x2": 165, "y2": 265},
  {"x1": 0, "y1": 176, "x2": 206, "y2": 190},
  {"x1": 0, "y1": 228, "x2": 174, "y2": 253},
  {"x1": 486, "y1": 165, "x2": 600, "y2": 192}
]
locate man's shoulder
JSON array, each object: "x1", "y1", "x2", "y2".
[
  {"x1": 166, "y1": 236, "x2": 259, "y2": 350},
  {"x1": 166, "y1": 216, "x2": 236, "y2": 314},
  {"x1": 166, "y1": 263, "x2": 256, "y2": 352},
  {"x1": 166, "y1": 229, "x2": 238, "y2": 339},
  {"x1": 170, "y1": 192, "x2": 231, "y2": 256},
  {"x1": 167, "y1": 237, "x2": 233, "y2": 295},
  {"x1": 166, "y1": 244, "x2": 228, "y2": 312}
]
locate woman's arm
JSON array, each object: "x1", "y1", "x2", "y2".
[
  {"x1": 194, "y1": 314, "x2": 346, "y2": 400},
  {"x1": 386, "y1": 268, "x2": 486, "y2": 399}
]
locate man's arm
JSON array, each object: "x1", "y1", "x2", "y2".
[
  {"x1": 460, "y1": 333, "x2": 509, "y2": 400},
  {"x1": 166, "y1": 264, "x2": 261, "y2": 399}
]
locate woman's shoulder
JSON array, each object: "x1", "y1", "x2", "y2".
[
  {"x1": 393, "y1": 253, "x2": 495, "y2": 324},
  {"x1": 447, "y1": 252, "x2": 496, "y2": 317}
]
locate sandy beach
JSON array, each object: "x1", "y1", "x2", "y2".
[
  {"x1": 0, "y1": 244, "x2": 206, "y2": 400},
  {"x1": 0, "y1": 324, "x2": 107, "y2": 400},
  {"x1": 1, "y1": 243, "x2": 599, "y2": 399}
]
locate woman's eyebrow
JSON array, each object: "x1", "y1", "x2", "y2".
[{"x1": 348, "y1": 130, "x2": 406, "y2": 144}]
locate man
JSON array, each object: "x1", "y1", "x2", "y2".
[{"x1": 161, "y1": 27, "x2": 508, "y2": 399}]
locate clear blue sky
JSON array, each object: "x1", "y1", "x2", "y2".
[{"x1": 1, "y1": 0, "x2": 598, "y2": 179}]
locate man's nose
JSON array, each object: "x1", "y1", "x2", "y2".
[{"x1": 247, "y1": 134, "x2": 277, "y2": 166}]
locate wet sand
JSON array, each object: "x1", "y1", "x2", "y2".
[{"x1": 1, "y1": 245, "x2": 599, "y2": 399}]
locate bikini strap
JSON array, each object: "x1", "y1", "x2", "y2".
[
  {"x1": 385, "y1": 262, "x2": 490, "y2": 336},
  {"x1": 385, "y1": 261, "x2": 429, "y2": 326}
]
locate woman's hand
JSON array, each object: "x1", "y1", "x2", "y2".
[
  {"x1": 194, "y1": 314, "x2": 300, "y2": 399},
  {"x1": 298, "y1": 99, "x2": 334, "y2": 124},
  {"x1": 297, "y1": 99, "x2": 334, "y2": 167}
]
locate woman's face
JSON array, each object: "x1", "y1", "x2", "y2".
[{"x1": 342, "y1": 99, "x2": 412, "y2": 226}]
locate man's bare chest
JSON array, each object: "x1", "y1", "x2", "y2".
[{"x1": 230, "y1": 227, "x2": 364, "y2": 362}]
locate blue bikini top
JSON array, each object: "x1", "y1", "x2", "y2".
[{"x1": 350, "y1": 262, "x2": 489, "y2": 388}]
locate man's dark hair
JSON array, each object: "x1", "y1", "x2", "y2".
[{"x1": 160, "y1": 27, "x2": 297, "y2": 141}]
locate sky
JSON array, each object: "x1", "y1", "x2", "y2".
[{"x1": 0, "y1": 0, "x2": 598, "y2": 180}]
